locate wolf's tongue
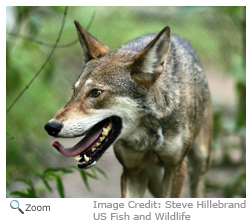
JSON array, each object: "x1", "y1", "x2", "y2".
[{"x1": 52, "y1": 127, "x2": 104, "y2": 157}]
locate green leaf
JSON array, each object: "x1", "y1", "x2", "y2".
[
  {"x1": 13, "y1": 178, "x2": 37, "y2": 197},
  {"x1": 56, "y1": 176, "x2": 65, "y2": 198},
  {"x1": 44, "y1": 167, "x2": 73, "y2": 175},
  {"x1": 10, "y1": 191, "x2": 34, "y2": 198},
  {"x1": 88, "y1": 169, "x2": 98, "y2": 180},
  {"x1": 36, "y1": 174, "x2": 53, "y2": 193},
  {"x1": 14, "y1": 178, "x2": 33, "y2": 187},
  {"x1": 71, "y1": 166, "x2": 92, "y2": 191},
  {"x1": 10, "y1": 165, "x2": 106, "y2": 198},
  {"x1": 79, "y1": 170, "x2": 91, "y2": 192},
  {"x1": 27, "y1": 188, "x2": 37, "y2": 198},
  {"x1": 44, "y1": 171, "x2": 58, "y2": 181},
  {"x1": 92, "y1": 166, "x2": 107, "y2": 179},
  {"x1": 10, "y1": 178, "x2": 37, "y2": 198}
]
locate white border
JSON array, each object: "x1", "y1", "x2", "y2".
[{"x1": 3, "y1": 3, "x2": 251, "y2": 223}]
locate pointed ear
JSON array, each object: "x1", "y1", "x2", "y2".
[
  {"x1": 131, "y1": 26, "x2": 171, "y2": 87},
  {"x1": 74, "y1": 20, "x2": 109, "y2": 64}
]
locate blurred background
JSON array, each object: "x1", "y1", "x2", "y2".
[{"x1": 6, "y1": 6, "x2": 246, "y2": 198}]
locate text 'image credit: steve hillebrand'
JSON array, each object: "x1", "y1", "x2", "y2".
[{"x1": 93, "y1": 200, "x2": 246, "y2": 209}]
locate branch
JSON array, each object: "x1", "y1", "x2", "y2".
[
  {"x1": 7, "y1": 6, "x2": 69, "y2": 114},
  {"x1": 6, "y1": 10, "x2": 97, "y2": 49},
  {"x1": 7, "y1": 32, "x2": 77, "y2": 48}
]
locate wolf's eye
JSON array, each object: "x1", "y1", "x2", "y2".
[{"x1": 91, "y1": 89, "x2": 102, "y2": 98}]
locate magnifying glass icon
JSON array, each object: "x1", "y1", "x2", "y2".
[{"x1": 10, "y1": 200, "x2": 24, "y2": 214}]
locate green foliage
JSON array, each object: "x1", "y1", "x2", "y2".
[
  {"x1": 236, "y1": 82, "x2": 246, "y2": 131},
  {"x1": 223, "y1": 167, "x2": 246, "y2": 198},
  {"x1": 10, "y1": 179, "x2": 37, "y2": 198},
  {"x1": 9, "y1": 166, "x2": 106, "y2": 198},
  {"x1": 205, "y1": 167, "x2": 246, "y2": 198}
]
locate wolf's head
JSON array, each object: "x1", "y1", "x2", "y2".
[{"x1": 44, "y1": 20, "x2": 171, "y2": 169}]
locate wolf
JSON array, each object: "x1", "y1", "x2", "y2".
[{"x1": 44, "y1": 20, "x2": 213, "y2": 198}]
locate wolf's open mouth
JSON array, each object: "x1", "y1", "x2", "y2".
[{"x1": 52, "y1": 116, "x2": 122, "y2": 169}]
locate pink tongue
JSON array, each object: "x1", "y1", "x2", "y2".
[{"x1": 52, "y1": 127, "x2": 104, "y2": 157}]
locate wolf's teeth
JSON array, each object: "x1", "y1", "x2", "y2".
[
  {"x1": 78, "y1": 161, "x2": 86, "y2": 165},
  {"x1": 96, "y1": 142, "x2": 101, "y2": 147},
  {"x1": 107, "y1": 127, "x2": 111, "y2": 132},
  {"x1": 84, "y1": 154, "x2": 90, "y2": 162},
  {"x1": 102, "y1": 122, "x2": 112, "y2": 136},
  {"x1": 92, "y1": 147, "x2": 96, "y2": 152},
  {"x1": 102, "y1": 128, "x2": 109, "y2": 136},
  {"x1": 74, "y1": 155, "x2": 82, "y2": 162},
  {"x1": 100, "y1": 136, "x2": 105, "y2": 142}
]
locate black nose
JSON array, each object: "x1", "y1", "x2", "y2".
[{"x1": 44, "y1": 121, "x2": 63, "y2": 137}]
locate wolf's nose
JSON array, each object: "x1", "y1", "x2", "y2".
[{"x1": 44, "y1": 121, "x2": 63, "y2": 137}]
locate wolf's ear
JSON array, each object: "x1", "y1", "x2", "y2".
[
  {"x1": 131, "y1": 26, "x2": 171, "y2": 87},
  {"x1": 74, "y1": 20, "x2": 109, "y2": 64}
]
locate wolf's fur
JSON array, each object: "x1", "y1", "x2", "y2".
[{"x1": 45, "y1": 20, "x2": 213, "y2": 198}]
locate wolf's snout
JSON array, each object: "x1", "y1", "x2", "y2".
[{"x1": 44, "y1": 121, "x2": 63, "y2": 137}]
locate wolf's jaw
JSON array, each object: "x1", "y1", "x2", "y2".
[
  {"x1": 73, "y1": 121, "x2": 112, "y2": 166},
  {"x1": 52, "y1": 116, "x2": 122, "y2": 169}
]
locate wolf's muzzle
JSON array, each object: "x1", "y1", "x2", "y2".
[{"x1": 44, "y1": 121, "x2": 63, "y2": 137}]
